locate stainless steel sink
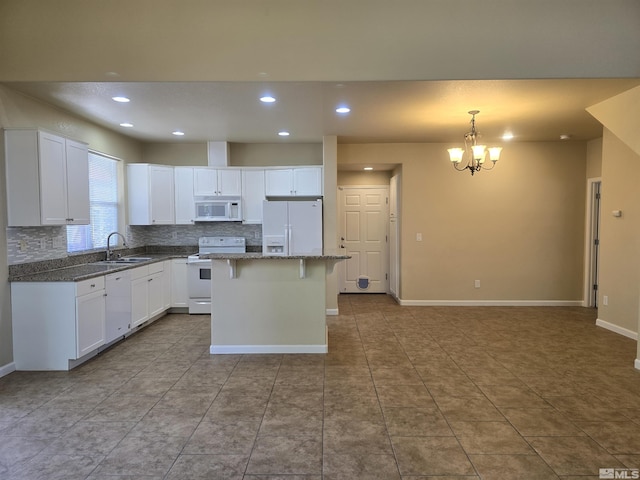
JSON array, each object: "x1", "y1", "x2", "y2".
[{"x1": 95, "y1": 257, "x2": 152, "y2": 264}]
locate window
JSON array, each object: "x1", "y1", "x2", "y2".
[{"x1": 67, "y1": 152, "x2": 119, "y2": 252}]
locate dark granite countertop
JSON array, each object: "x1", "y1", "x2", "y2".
[
  {"x1": 201, "y1": 253, "x2": 350, "y2": 260},
  {"x1": 9, "y1": 253, "x2": 185, "y2": 282}
]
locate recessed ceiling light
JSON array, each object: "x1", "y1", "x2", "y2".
[
  {"x1": 336, "y1": 106, "x2": 351, "y2": 114},
  {"x1": 363, "y1": 167, "x2": 373, "y2": 171},
  {"x1": 502, "y1": 132, "x2": 514, "y2": 141},
  {"x1": 172, "y1": 131, "x2": 185, "y2": 136},
  {"x1": 112, "y1": 96, "x2": 130, "y2": 103},
  {"x1": 560, "y1": 134, "x2": 572, "y2": 140},
  {"x1": 119, "y1": 123, "x2": 134, "y2": 128},
  {"x1": 260, "y1": 96, "x2": 276, "y2": 103},
  {"x1": 278, "y1": 131, "x2": 290, "y2": 137}
]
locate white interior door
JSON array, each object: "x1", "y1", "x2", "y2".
[{"x1": 338, "y1": 186, "x2": 389, "y2": 293}]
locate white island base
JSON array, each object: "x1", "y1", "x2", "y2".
[{"x1": 208, "y1": 255, "x2": 345, "y2": 354}]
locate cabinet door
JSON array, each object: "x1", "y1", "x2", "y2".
[
  {"x1": 38, "y1": 131, "x2": 68, "y2": 225},
  {"x1": 147, "y1": 270, "x2": 164, "y2": 318},
  {"x1": 293, "y1": 167, "x2": 322, "y2": 196},
  {"x1": 171, "y1": 259, "x2": 188, "y2": 308},
  {"x1": 265, "y1": 169, "x2": 293, "y2": 196},
  {"x1": 131, "y1": 275, "x2": 149, "y2": 328},
  {"x1": 217, "y1": 169, "x2": 242, "y2": 196},
  {"x1": 174, "y1": 167, "x2": 195, "y2": 224},
  {"x1": 76, "y1": 289, "x2": 106, "y2": 358},
  {"x1": 105, "y1": 272, "x2": 132, "y2": 344},
  {"x1": 162, "y1": 260, "x2": 172, "y2": 310},
  {"x1": 149, "y1": 166, "x2": 175, "y2": 224},
  {"x1": 193, "y1": 168, "x2": 217, "y2": 196},
  {"x1": 241, "y1": 169, "x2": 265, "y2": 224},
  {"x1": 65, "y1": 139, "x2": 90, "y2": 224}
]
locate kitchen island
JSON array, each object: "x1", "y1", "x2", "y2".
[{"x1": 201, "y1": 253, "x2": 349, "y2": 354}]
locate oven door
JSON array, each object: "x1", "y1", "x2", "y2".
[{"x1": 187, "y1": 260, "x2": 212, "y2": 314}]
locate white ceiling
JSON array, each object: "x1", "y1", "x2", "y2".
[{"x1": 5, "y1": 79, "x2": 640, "y2": 144}]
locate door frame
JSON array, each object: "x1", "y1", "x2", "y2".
[
  {"x1": 583, "y1": 177, "x2": 602, "y2": 307},
  {"x1": 337, "y1": 185, "x2": 390, "y2": 294}
]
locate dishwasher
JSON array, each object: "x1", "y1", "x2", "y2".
[{"x1": 105, "y1": 271, "x2": 132, "y2": 344}]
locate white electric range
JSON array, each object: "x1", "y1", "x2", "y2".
[{"x1": 187, "y1": 236, "x2": 246, "y2": 314}]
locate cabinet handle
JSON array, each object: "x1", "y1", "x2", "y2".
[
  {"x1": 148, "y1": 278, "x2": 153, "y2": 282},
  {"x1": 90, "y1": 284, "x2": 96, "y2": 288}
]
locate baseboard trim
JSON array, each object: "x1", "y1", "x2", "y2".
[
  {"x1": 397, "y1": 299, "x2": 584, "y2": 307},
  {"x1": 210, "y1": 344, "x2": 328, "y2": 354},
  {"x1": 326, "y1": 308, "x2": 339, "y2": 316},
  {"x1": 0, "y1": 362, "x2": 16, "y2": 378},
  {"x1": 595, "y1": 318, "x2": 638, "y2": 340}
]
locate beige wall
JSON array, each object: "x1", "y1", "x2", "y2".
[
  {"x1": 323, "y1": 136, "x2": 339, "y2": 312},
  {"x1": 0, "y1": 85, "x2": 142, "y2": 369},
  {"x1": 338, "y1": 141, "x2": 587, "y2": 302},
  {"x1": 141, "y1": 142, "x2": 323, "y2": 167},
  {"x1": 598, "y1": 129, "x2": 640, "y2": 334},
  {"x1": 338, "y1": 170, "x2": 392, "y2": 186},
  {"x1": 586, "y1": 138, "x2": 603, "y2": 178},
  {"x1": 142, "y1": 143, "x2": 207, "y2": 166},
  {"x1": 230, "y1": 143, "x2": 322, "y2": 167}
]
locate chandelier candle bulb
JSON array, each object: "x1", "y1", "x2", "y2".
[
  {"x1": 488, "y1": 147, "x2": 502, "y2": 161},
  {"x1": 472, "y1": 145, "x2": 486, "y2": 160},
  {"x1": 448, "y1": 148, "x2": 464, "y2": 163}
]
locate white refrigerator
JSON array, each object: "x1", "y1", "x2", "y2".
[{"x1": 262, "y1": 199, "x2": 323, "y2": 255}]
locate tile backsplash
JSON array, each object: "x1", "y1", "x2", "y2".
[{"x1": 6, "y1": 223, "x2": 262, "y2": 265}]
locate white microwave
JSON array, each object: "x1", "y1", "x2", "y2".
[{"x1": 194, "y1": 198, "x2": 242, "y2": 222}]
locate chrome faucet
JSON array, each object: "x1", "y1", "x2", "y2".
[{"x1": 106, "y1": 232, "x2": 127, "y2": 260}]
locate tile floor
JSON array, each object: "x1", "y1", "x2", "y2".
[{"x1": 1, "y1": 294, "x2": 640, "y2": 479}]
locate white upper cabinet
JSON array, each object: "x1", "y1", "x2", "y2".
[
  {"x1": 174, "y1": 167, "x2": 195, "y2": 224},
  {"x1": 241, "y1": 169, "x2": 265, "y2": 224},
  {"x1": 128, "y1": 164, "x2": 175, "y2": 225},
  {"x1": 265, "y1": 167, "x2": 322, "y2": 196},
  {"x1": 5, "y1": 129, "x2": 90, "y2": 226},
  {"x1": 193, "y1": 168, "x2": 241, "y2": 196}
]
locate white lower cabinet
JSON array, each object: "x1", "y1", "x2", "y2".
[
  {"x1": 130, "y1": 263, "x2": 165, "y2": 329},
  {"x1": 131, "y1": 266, "x2": 150, "y2": 329},
  {"x1": 11, "y1": 259, "x2": 179, "y2": 371},
  {"x1": 162, "y1": 260, "x2": 172, "y2": 310},
  {"x1": 148, "y1": 264, "x2": 165, "y2": 319},
  {"x1": 171, "y1": 258, "x2": 188, "y2": 308},
  {"x1": 105, "y1": 271, "x2": 132, "y2": 344},
  {"x1": 11, "y1": 277, "x2": 106, "y2": 370},
  {"x1": 76, "y1": 287, "x2": 107, "y2": 358}
]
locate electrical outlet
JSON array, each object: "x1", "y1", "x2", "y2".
[
  {"x1": 603, "y1": 295, "x2": 608, "y2": 306},
  {"x1": 416, "y1": 233, "x2": 423, "y2": 241},
  {"x1": 474, "y1": 279, "x2": 481, "y2": 288},
  {"x1": 40, "y1": 238, "x2": 47, "y2": 249},
  {"x1": 19, "y1": 240, "x2": 27, "y2": 252},
  {"x1": 53, "y1": 237, "x2": 63, "y2": 249},
  {"x1": 172, "y1": 231, "x2": 178, "y2": 240}
]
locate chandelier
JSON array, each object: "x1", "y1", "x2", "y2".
[{"x1": 447, "y1": 110, "x2": 502, "y2": 176}]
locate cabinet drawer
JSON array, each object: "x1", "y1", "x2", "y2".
[
  {"x1": 76, "y1": 276, "x2": 105, "y2": 296},
  {"x1": 130, "y1": 265, "x2": 149, "y2": 280},
  {"x1": 148, "y1": 261, "x2": 164, "y2": 275}
]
